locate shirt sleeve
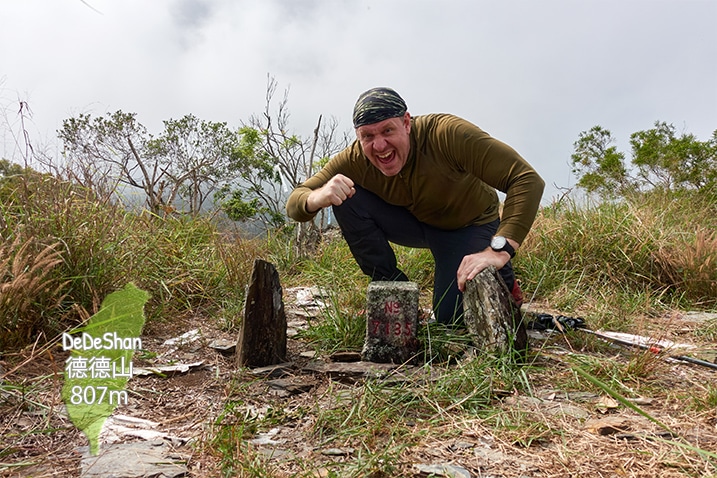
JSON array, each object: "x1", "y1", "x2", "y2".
[{"x1": 437, "y1": 116, "x2": 545, "y2": 244}]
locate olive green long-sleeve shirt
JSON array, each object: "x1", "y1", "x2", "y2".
[{"x1": 286, "y1": 114, "x2": 544, "y2": 245}]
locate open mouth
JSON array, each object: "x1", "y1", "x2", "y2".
[{"x1": 376, "y1": 151, "x2": 394, "y2": 164}]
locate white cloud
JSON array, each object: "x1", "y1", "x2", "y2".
[{"x1": 1, "y1": 0, "x2": 715, "y2": 200}]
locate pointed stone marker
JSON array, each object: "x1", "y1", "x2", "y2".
[
  {"x1": 236, "y1": 259, "x2": 287, "y2": 367},
  {"x1": 361, "y1": 281, "x2": 420, "y2": 364}
]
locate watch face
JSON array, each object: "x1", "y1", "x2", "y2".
[{"x1": 491, "y1": 236, "x2": 507, "y2": 250}]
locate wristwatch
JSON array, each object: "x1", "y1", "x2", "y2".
[{"x1": 490, "y1": 236, "x2": 516, "y2": 258}]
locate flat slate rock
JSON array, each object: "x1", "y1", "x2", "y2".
[
  {"x1": 80, "y1": 440, "x2": 188, "y2": 478},
  {"x1": 329, "y1": 351, "x2": 362, "y2": 362},
  {"x1": 414, "y1": 463, "x2": 471, "y2": 478},
  {"x1": 302, "y1": 360, "x2": 405, "y2": 379},
  {"x1": 249, "y1": 362, "x2": 295, "y2": 378},
  {"x1": 208, "y1": 338, "x2": 236, "y2": 354},
  {"x1": 266, "y1": 377, "x2": 315, "y2": 396}
]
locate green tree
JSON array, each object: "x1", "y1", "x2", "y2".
[
  {"x1": 571, "y1": 123, "x2": 717, "y2": 199},
  {"x1": 217, "y1": 125, "x2": 285, "y2": 228},
  {"x1": 219, "y1": 75, "x2": 349, "y2": 240},
  {"x1": 150, "y1": 114, "x2": 239, "y2": 215},
  {"x1": 58, "y1": 111, "x2": 165, "y2": 211},
  {"x1": 630, "y1": 121, "x2": 717, "y2": 192},
  {"x1": 570, "y1": 125, "x2": 632, "y2": 197},
  {"x1": 0, "y1": 158, "x2": 26, "y2": 189},
  {"x1": 58, "y1": 111, "x2": 241, "y2": 215}
]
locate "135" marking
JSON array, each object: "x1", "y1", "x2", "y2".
[{"x1": 371, "y1": 320, "x2": 413, "y2": 337}]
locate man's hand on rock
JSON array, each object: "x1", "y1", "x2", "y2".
[{"x1": 456, "y1": 243, "x2": 516, "y2": 292}]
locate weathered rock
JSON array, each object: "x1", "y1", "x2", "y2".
[
  {"x1": 585, "y1": 416, "x2": 631, "y2": 435},
  {"x1": 320, "y1": 447, "x2": 355, "y2": 456},
  {"x1": 330, "y1": 351, "x2": 362, "y2": 362},
  {"x1": 266, "y1": 377, "x2": 315, "y2": 396},
  {"x1": 506, "y1": 395, "x2": 591, "y2": 420},
  {"x1": 249, "y1": 427, "x2": 284, "y2": 445},
  {"x1": 80, "y1": 440, "x2": 188, "y2": 478},
  {"x1": 361, "y1": 281, "x2": 420, "y2": 364},
  {"x1": 132, "y1": 361, "x2": 204, "y2": 377},
  {"x1": 303, "y1": 360, "x2": 405, "y2": 382},
  {"x1": 99, "y1": 414, "x2": 187, "y2": 445},
  {"x1": 236, "y1": 259, "x2": 287, "y2": 367},
  {"x1": 162, "y1": 329, "x2": 201, "y2": 348},
  {"x1": 473, "y1": 444, "x2": 513, "y2": 464},
  {"x1": 680, "y1": 311, "x2": 717, "y2": 323},
  {"x1": 208, "y1": 338, "x2": 236, "y2": 355},
  {"x1": 284, "y1": 286, "x2": 327, "y2": 323},
  {"x1": 414, "y1": 463, "x2": 471, "y2": 478},
  {"x1": 462, "y1": 266, "x2": 527, "y2": 355},
  {"x1": 250, "y1": 362, "x2": 294, "y2": 378}
]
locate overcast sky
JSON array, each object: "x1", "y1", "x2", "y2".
[{"x1": 2, "y1": 0, "x2": 715, "y2": 203}]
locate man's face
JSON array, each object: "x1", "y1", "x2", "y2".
[{"x1": 356, "y1": 112, "x2": 411, "y2": 177}]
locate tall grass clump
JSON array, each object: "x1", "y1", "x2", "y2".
[
  {"x1": 517, "y1": 189, "x2": 717, "y2": 322},
  {"x1": 0, "y1": 168, "x2": 261, "y2": 350},
  {"x1": 0, "y1": 237, "x2": 67, "y2": 349}
]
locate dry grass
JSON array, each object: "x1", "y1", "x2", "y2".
[
  {"x1": 2, "y1": 164, "x2": 716, "y2": 476},
  {"x1": 520, "y1": 191, "x2": 717, "y2": 325},
  {"x1": 654, "y1": 226, "x2": 717, "y2": 306},
  {"x1": 0, "y1": 237, "x2": 67, "y2": 350},
  {"x1": 2, "y1": 298, "x2": 717, "y2": 477}
]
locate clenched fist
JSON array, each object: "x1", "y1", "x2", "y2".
[{"x1": 306, "y1": 174, "x2": 356, "y2": 212}]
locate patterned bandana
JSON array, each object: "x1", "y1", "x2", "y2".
[{"x1": 352, "y1": 87, "x2": 408, "y2": 128}]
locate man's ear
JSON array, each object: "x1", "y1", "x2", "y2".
[{"x1": 403, "y1": 112, "x2": 411, "y2": 132}]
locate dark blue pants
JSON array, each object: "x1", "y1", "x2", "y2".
[{"x1": 332, "y1": 186, "x2": 515, "y2": 324}]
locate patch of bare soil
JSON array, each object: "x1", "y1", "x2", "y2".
[{"x1": 1, "y1": 291, "x2": 716, "y2": 477}]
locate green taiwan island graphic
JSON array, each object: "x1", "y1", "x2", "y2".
[{"x1": 61, "y1": 283, "x2": 149, "y2": 455}]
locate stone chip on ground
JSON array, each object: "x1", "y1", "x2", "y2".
[
  {"x1": 414, "y1": 463, "x2": 472, "y2": 478},
  {"x1": 80, "y1": 440, "x2": 188, "y2": 478}
]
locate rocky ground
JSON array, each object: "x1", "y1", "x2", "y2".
[{"x1": 1, "y1": 287, "x2": 716, "y2": 477}]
